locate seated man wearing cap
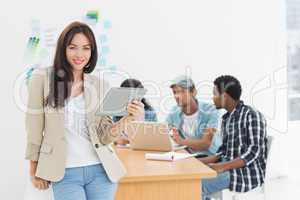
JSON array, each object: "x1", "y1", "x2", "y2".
[{"x1": 166, "y1": 76, "x2": 222, "y2": 156}]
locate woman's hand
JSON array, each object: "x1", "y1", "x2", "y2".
[
  {"x1": 31, "y1": 176, "x2": 51, "y2": 190},
  {"x1": 29, "y1": 161, "x2": 50, "y2": 190},
  {"x1": 110, "y1": 100, "x2": 144, "y2": 138},
  {"x1": 126, "y1": 100, "x2": 145, "y2": 121},
  {"x1": 115, "y1": 138, "x2": 130, "y2": 145}
]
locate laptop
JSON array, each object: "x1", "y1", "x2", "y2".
[{"x1": 126, "y1": 121, "x2": 186, "y2": 151}]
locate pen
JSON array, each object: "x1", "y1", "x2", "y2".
[{"x1": 171, "y1": 155, "x2": 174, "y2": 161}]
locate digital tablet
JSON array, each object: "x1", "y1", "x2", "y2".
[{"x1": 96, "y1": 87, "x2": 147, "y2": 116}]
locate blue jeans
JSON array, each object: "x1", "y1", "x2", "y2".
[
  {"x1": 202, "y1": 171, "x2": 230, "y2": 200},
  {"x1": 52, "y1": 164, "x2": 117, "y2": 200}
]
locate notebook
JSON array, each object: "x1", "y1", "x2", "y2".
[{"x1": 145, "y1": 151, "x2": 199, "y2": 161}]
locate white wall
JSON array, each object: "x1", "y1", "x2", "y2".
[{"x1": 0, "y1": 0, "x2": 296, "y2": 199}]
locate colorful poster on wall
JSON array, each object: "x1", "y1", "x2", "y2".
[{"x1": 24, "y1": 10, "x2": 118, "y2": 82}]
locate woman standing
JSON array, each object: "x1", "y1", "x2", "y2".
[{"x1": 25, "y1": 21, "x2": 144, "y2": 200}]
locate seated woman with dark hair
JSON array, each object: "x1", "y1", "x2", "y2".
[{"x1": 113, "y1": 78, "x2": 158, "y2": 145}]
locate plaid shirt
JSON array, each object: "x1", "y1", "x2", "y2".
[{"x1": 216, "y1": 101, "x2": 267, "y2": 192}]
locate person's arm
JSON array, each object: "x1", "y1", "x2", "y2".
[
  {"x1": 198, "y1": 155, "x2": 220, "y2": 164},
  {"x1": 240, "y1": 110, "x2": 267, "y2": 166},
  {"x1": 29, "y1": 161, "x2": 38, "y2": 177},
  {"x1": 208, "y1": 158, "x2": 245, "y2": 173},
  {"x1": 25, "y1": 69, "x2": 50, "y2": 190},
  {"x1": 173, "y1": 104, "x2": 221, "y2": 151},
  {"x1": 98, "y1": 100, "x2": 145, "y2": 144},
  {"x1": 198, "y1": 141, "x2": 224, "y2": 164},
  {"x1": 172, "y1": 128, "x2": 216, "y2": 151},
  {"x1": 165, "y1": 112, "x2": 174, "y2": 127},
  {"x1": 209, "y1": 111, "x2": 266, "y2": 173},
  {"x1": 111, "y1": 117, "x2": 132, "y2": 146},
  {"x1": 25, "y1": 70, "x2": 45, "y2": 162}
]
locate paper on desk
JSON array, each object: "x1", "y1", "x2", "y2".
[
  {"x1": 116, "y1": 143, "x2": 130, "y2": 148},
  {"x1": 145, "y1": 151, "x2": 198, "y2": 161}
]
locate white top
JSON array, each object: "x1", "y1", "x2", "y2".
[
  {"x1": 64, "y1": 94, "x2": 101, "y2": 168},
  {"x1": 182, "y1": 111, "x2": 199, "y2": 138}
]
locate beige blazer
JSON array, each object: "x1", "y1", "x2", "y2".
[{"x1": 25, "y1": 67, "x2": 126, "y2": 183}]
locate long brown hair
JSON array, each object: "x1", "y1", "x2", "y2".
[{"x1": 46, "y1": 21, "x2": 98, "y2": 108}]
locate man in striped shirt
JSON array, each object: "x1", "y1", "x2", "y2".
[{"x1": 200, "y1": 75, "x2": 267, "y2": 199}]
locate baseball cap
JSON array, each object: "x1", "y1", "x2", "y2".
[{"x1": 170, "y1": 75, "x2": 195, "y2": 89}]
